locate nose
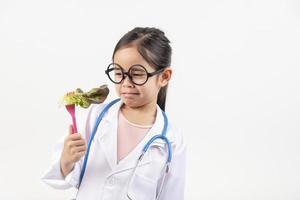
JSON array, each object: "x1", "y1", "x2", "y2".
[{"x1": 122, "y1": 74, "x2": 135, "y2": 88}]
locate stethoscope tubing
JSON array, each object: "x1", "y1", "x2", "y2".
[{"x1": 78, "y1": 98, "x2": 172, "y2": 189}]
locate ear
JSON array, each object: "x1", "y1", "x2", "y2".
[{"x1": 159, "y1": 67, "x2": 172, "y2": 87}]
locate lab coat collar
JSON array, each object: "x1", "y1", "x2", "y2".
[
  {"x1": 101, "y1": 99, "x2": 175, "y2": 144},
  {"x1": 96, "y1": 99, "x2": 174, "y2": 174}
]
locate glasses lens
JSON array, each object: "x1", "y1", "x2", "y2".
[
  {"x1": 107, "y1": 63, "x2": 123, "y2": 83},
  {"x1": 129, "y1": 65, "x2": 148, "y2": 85}
]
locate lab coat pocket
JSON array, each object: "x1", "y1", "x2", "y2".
[{"x1": 127, "y1": 172, "x2": 157, "y2": 200}]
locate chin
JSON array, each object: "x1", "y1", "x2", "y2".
[
  {"x1": 120, "y1": 97, "x2": 139, "y2": 108},
  {"x1": 121, "y1": 96, "x2": 146, "y2": 108}
]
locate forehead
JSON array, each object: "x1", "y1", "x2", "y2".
[{"x1": 113, "y1": 46, "x2": 153, "y2": 71}]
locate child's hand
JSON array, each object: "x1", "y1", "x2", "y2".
[{"x1": 60, "y1": 125, "x2": 87, "y2": 177}]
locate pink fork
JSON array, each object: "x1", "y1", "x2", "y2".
[{"x1": 65, "y1": 104, "x2": 78, "y2": 134}]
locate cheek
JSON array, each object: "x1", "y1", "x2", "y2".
[
  {"x1": 115, "y1": 84, "x2": 121, "y2": 95},
  {"x1": 140, "y1": 82, "x2": 160, "y2": 97}
]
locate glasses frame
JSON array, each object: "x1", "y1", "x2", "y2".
[{"x1": 105, "y1": 63, "x2": 164, "y2": 86}]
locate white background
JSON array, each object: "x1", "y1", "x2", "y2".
[{"x1": 0, "y1": 0, "x2": 300, "y2": 199}]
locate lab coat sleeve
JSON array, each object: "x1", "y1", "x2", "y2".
[
  {"x1": 157, "y1": 129, "x2": 187, "y2": 200},
  {"x1": 40, "y1": 135, "x2": 83, "y2": 189},
  {"x1": 41, "y1": 104, "x2": 98, "y2": 189}
]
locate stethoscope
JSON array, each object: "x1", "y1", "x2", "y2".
[{"x1": 78, "y1": 98, "x2": 172, "y2": 200}]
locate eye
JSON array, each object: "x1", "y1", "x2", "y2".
[
  {"x1": 131, "y1": 68, "x2": 146, "y2": 76},
  {"x1": 114, "y1": 69, "x2": 123, "y2": 76},
  {"x1": 132, "y1": 73, "x2": 145, "y2": 76}
]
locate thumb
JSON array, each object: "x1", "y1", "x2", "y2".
[{"x1": 68, "y1": 124, "x2": 74, "y2": 135}]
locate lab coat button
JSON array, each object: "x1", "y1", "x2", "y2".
[{"x1": 108, "y1": 177, "x2": 116, "y2": 186}]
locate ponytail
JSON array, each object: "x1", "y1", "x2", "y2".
[{"x1": 157, "y1": 85, "x2": 168, "y2": 111}]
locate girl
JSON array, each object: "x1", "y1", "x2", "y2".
[{"x1": 42, "y1": 27, "x2": 186, "y2": 200}]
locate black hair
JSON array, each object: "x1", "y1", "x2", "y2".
[{"x1": 112, "y1": 27, "x2": 172, "y2": 111}]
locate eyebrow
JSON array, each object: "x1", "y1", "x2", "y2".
[
  {"x1": 113, "y1": 63, "x2": 148, "y2": 70},
  {"x1": 114, "y1": 63, "x2": 146, "y2": 67},
  {"x1": 131, "y1": 68, "x2": 145, "y2": 72}
]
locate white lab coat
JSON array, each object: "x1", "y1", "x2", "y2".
[{"x1": 41, "y1": 100, "x2": 186, "y2": 200}]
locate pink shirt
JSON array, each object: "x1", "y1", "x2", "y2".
[{"x1": 117, "y1": 110, "x2": 153, "y2": 163}]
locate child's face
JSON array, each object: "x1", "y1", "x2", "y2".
[{"x1": 113, "y1": 46, "x2": 169, "y2": 109}]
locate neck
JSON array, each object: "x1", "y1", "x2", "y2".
[{"x1": 121, "y1": 101, "x2": 157, "y2": 126}]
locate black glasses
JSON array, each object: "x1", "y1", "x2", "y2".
[{"x1": 105, "y1": 63, "x2": 164, "y2": 86}]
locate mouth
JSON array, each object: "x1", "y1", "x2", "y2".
[
  {"x1": 122, "y1": 92, "x2": 139, "y2": 95},
  {"x1": 121, "y1": 92, "x2": 139, "y2": 97}
]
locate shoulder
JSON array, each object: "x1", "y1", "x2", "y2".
[
  {"x1": 76, "y1": 103, "x2": 105, "y2": 124},
  {"x1": 84, "y1": 99, "x2": 121, "y2": 128},
  {"x1": 166, "y1": 119, "x2": 186, "y2": 153},
  {"x1": 77, "y1": 101, "x2": 110, "y2": 138},
  {"x1": 86, "y1": 98, "x2": 118, "y2": 119},
  {"x1": 87, "y1": 98, "x2": 122, "y2": 118},
  {"x1": 84, "y1": 102, "x2": 109, "y2": 126},
  {"x1": 88, "y1": 103, "x2": 106, "y2": 117}
]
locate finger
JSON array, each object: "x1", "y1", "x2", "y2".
[
  {"x1": 70, "y1": 139, "x2": 86, "y2": 147},
  {"x1": 74, "y1": 151, "x2": 86, "y2": 160},
  {"x1": 65, "y1": 135, "x2": 83, "y2": 146},
  {"x1": 69, "y1": 133, "x2": 83, "y2": 140},
  {"x1": 78, "y1": 151, "x2": 86, "y2": 157},
  {"x1": 68, "y1": 124, "x2": 74, "y2": 135},
  {"x1": 74, "y1": 146, "x2": 86, "y2": 153},
  {"x1": 67, "y1": 139, "x2": 85, "y2": 149}
]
